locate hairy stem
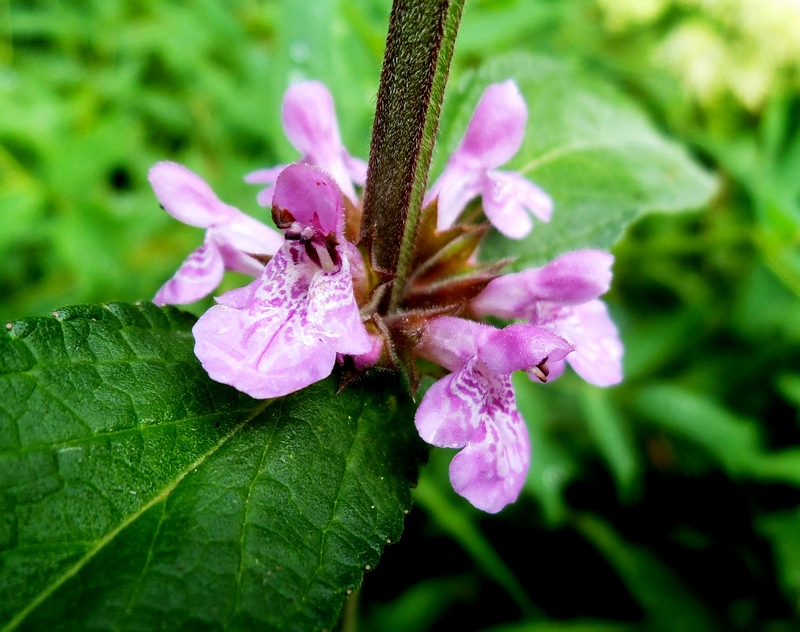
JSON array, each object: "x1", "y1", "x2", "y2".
[{"x1": 358, "y1": 0, "x2": 465, "y2": 310}]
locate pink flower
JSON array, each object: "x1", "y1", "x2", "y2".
[
  {"x1": 415, "y1": 317, "x2": 573, "y2": 513},
  {"x1": 245, "y1": 81, "x2": 367, "y2": 206},
  {"x1": 150, "y1": 162, "x2": 283, "y2": 306},
  {"x1": 424, "y1": 80, "x2": 552, "y2": 239},
  {"x1": 192, "y1": 164, "x2": 371, "y2": 399},
  {"x1": 471, "y1": 250, "x2": 623, "y2": 386}
]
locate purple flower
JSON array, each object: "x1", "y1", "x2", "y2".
[
  {"x1": 415, "y1": 317, "x2": 573, "y2": 513},
  {"x1": 424, "y1": 80, "x2": 552, "y2": 239},
  {"x1": 471, "y1": 250, "x2": 623, "y2": 387},
  {"x1": 192, "y1": 163, "x2": 371, "y2": 399},
  {"x1": 150, "y1": 162, "x2": 283, "y2": 306},
  {"x1": 245, "y1": 81, "x2": 367, "y2": 206}
]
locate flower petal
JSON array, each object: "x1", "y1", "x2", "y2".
[
  {"x1": 415, "y1": 316, "x2": 492, "y2": 373},
  {"x1": 448, "y1": 406, "x2": 530, "y2": 514},
  {"x1": 472, "y1": 250, "x2": 614, "y2": 319},
  {"x1": 282, "y1": 81, "x2": 357, "y2": 201},
  {"x1": 245, "y1": 165, "x2": 287, "y2": 208},
  {"x1": 344, "y1": 153, "x2": 368, "y2": 186},
  {"x1": 213, "y1": 212, "x2": 283, "y2": 271},
  {"x1": 524, "y1": 250, "x2": 613, "y2": 304},
  {"x1": 244, "y1": 165, "x2": 285, "y2": 184},
  {"x1": 491, "y1": 171, "x2": 552, "y2": 222},
  {"x1": 148, "y1": 161, "x2": 233, "y2": 227},
  {"x1": 256, "y1": 186, "x2": 277, "y2": 207},
  {"x1": 546, "y1": 300, "x2": 624, "y2": 387},
  {"x1": 273, "y1": 164, "x2": 344, "y2": 237},
  {"x1": 471, "y1": 274, "x2": 539, "y2": 321},
  {"x1": 458, "y1": 80, "x2": 527, "y2": 169},
  {"x1": 154, "y1": 240, "x2": 225, "y2": 306},
  {"x1": 282, "y1": 81, "x2": 343, "y2": 163},
  {"x1": 478, "y1": 323, "x2": 573, "y2": 375},
  {"x1": 307, "y1": 253, "x2": 371, "y2": 355},
  {"x1": 416, "y1": 356, "x2": 530, "y2": 513},
  {"x1": 352, "y1": 333, "x2": 384, "y2": 370},
  {"x1": 192, "y1": 244, "x2": 338, "y2": 399},
  {"x1": 215, "y1": 244, "x2": 264, "y2": 277},
  {"x1": 425, "y1": 162, "x2": 483, "y2": 231},
  {"x1": 482, "y1": 170, "x2": 553, "y2": 239},
  {"x1": 414, "y1": 360, "x2": 477, "y2": 449},
  {"x1": 482, "y1": 172, "x2": 534, "y2": 239}
]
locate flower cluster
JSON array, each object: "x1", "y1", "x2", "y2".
[{"x1": 150, "y1": 80, "x2": 623, "y2": 513}]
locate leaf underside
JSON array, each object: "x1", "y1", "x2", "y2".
[{"x1": 0, "y1": 302, "x2": 425, "y2": 631}]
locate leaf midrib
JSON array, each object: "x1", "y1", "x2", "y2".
[
  {"x1": 225, "y1": 399, "x2": 283, "y2": 629},
  {"x1": 278, "y1": 396, "x2": 367, "y2": 627},
  {"x1": 1, "y1": 399, "x2": 272, "y2": 632},
  {"x1": 519, "y1": 137, "x2": 676, "y2": 175},
  {"x1": 0, "y1": 356, "x2": 201, "y2": 376},
  {"x1": 0, "y1": 406, "x2": 257, "y2": 456}
]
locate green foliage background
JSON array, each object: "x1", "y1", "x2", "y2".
[{"x1": 2, "y1": 0, "x2": 800, "y2": 630}]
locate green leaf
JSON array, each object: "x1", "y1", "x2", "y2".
[
  {"x1": 634, "y1": 384, "x2": 761, "y2": 476},
  {"x1": 483, "y1": 620, "x2": 637, "y2": 632},
  {"x1": 413, "y1": 452, "x2": 535, "y2": 617},
  {"x1": 513, "y1": 374, "x2": 578, "y2": 526},
  {"x1": 776, "y1": 373, "x2": 800, "y2": 409},
  {"x1": 634, "y1": 383, "x2": 800, "y2": 487},
  {"x1": 574, "y1": 513, "x2": 716, "y2": 632},
  {"x1": 635, "y1": 384, "x2": 761, "y2": 474},
  {"x1": 272, "y1": 0, "x2": 386, "y2": 161},
  {"x1": 580, "y1": 387, "x2": 640, "y2": 503},
  {"x1": 437, "y1": 53, "x2": 717, "y2": 267},
  {"x1": 1, "y1": 302, "x2": 425, "y2": 631},
  {"x1": 363, "y1": 574, "x2": 474, "y2": 632},
  {"x1": 757, "y1": 508, "x2": 800, "y2": 611}
]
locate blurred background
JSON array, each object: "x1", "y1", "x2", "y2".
[{"x1": 2, "y1": 0, "x2": 800, "y2": 629}]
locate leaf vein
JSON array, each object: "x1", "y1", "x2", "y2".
[
  {"x1": 114, "y1": 500, "x2": 170, "y2": 631},
  {"x1": 225, "y1": 399, "x2": 283, "y2": 629},
  {"x1": 519, "y1": 138, "x2": 670, "y2": 175},
  {"x1": 0, "y1": 407, "x2": 256, "y2": 456},
  {"x1": 1, "y1": 399, "x2": 272, "y2": 632},
  {"x1": 280, "y1": 398, "x2": 367, "y2": 625}
]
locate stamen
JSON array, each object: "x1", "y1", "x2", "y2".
[
  {"x1": 325, "y1": 232, "x2": 341, "y2": 267},
  {"x1": 529, "y1": 356, "x2": 549, "y2": 383},
  {"x1": 305, "y1": 241, "x2": 323, "y2": 268},
  {"x1": 529, "y1": 367, "x2": 547, "y2": 383}
]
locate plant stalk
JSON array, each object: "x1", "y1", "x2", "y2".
[{"x1": 358, "y1": 0, "x2": 465, "y2": 311}]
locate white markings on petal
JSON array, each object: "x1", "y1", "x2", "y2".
[
  {"x1": 154, "y1": 241, "x2": 225, "y2": 306},
  {"x1": 416, "y1": 356, "x2": 530, "y2": 513},
  {"x1": 193, "y1": 239, "x2": 370, "y2": 399}
]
